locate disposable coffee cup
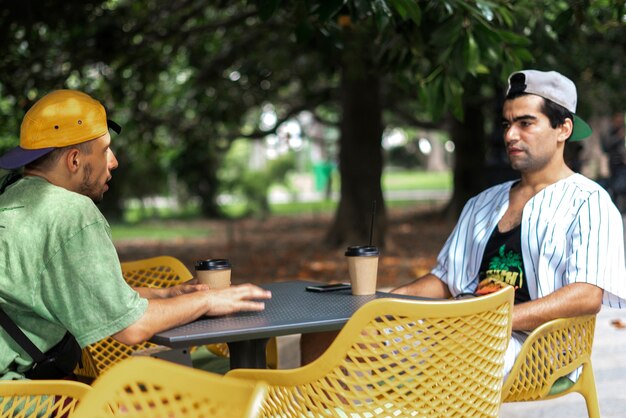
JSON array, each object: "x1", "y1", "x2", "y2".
[
  {"x1": 345, "y1": 246, "x2": 379, "y2": 295},
  {"x1": 195, "y1": 259, "x2": 232, "y2": 289}
]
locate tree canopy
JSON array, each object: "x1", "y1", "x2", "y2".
[{"x1": 0, "y1": 0, "x2": 624, "y2": 244}]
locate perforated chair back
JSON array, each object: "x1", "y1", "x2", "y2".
[
  {"x1": 72, "y1": 357, "x2": 266, "y2": 418},
  {"x1": 74, "y1": 256, "x2": 193, "y2": 379},
  {"x1": 229, "y1": 287, "x2": 514, "y2": 418},
  {"x1": 0, "y1": 379, "x2": 91, "y2": 418},
  {"x1": 120, "y1": 256, "x2": 194, "y2": 288},
  {"x1": 502, "y1": 315, "x2": 599, "y2": 417}
]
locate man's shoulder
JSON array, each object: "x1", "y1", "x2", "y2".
[
  {"x1": 470, "y1": 181, "x2": 516, "y2": 202},
  {"x1": 561, "y1": 173, "x2": 614, "y2": 202},
  {"x1": 21, "y1": 176, "x2": 98, "y2": 209},
  {"x1": 3, "y1": 176, "x2": 105, "y2": 227}
]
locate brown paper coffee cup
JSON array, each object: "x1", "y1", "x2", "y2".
[
  {"x1": 345, "y1": 246, "x2": 379, "y2": 295},
  {"x1": 195, "y1": 259, "x2": 232, "y2": 289}
]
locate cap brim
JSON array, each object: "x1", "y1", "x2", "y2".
[
  {"x1": 570, "y1": 115, "x2": 592, "y2": 142},
  {"x1": 0, "y1": 146, "x2": 55, "y2": 170}
]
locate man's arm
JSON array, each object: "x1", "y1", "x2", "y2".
[
  {"x1": 113, "y1": 284, "x2": 271, "y2": 345},
  {"x1": 512, "y1": 282, "x2": 603, "y2": 331},
  {"x1": 391, "y1": 273, "x2": 452, "y2": 299},
  {"x1": 132, "y1": 280, "x2": 202, "y2": 299}
]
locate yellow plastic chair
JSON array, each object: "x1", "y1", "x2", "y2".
[
  {"x1": 72, "y1": 356, "x2": 267, "y2": 418},
  {"x1": 0, "y1": 379, "x2": 91, "y2": 417},
  {"x1": 229, "y1": 287, "x2": 515, "y2": 418},
  {"x1": 74, "y1": 256, "x2": 277, "y2": 379},
  {"x1": 501, "y1": 315, "x2": 599, "y2": 418}
]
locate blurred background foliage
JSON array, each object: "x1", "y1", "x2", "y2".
[{"x1": 0, "y1": 0, "x2": 624, "y2": 247}]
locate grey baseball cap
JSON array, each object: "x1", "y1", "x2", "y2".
[{"x1": 506, "y1": 70, "x2": 592, "y2": 142}]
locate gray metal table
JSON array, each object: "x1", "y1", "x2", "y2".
[{"x1": 150, "y1": 280, "x2": 425, "y2": 369}]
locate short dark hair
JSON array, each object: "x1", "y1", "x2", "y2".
[
  {"x1": 505, "y1": 91, "x2": 574, "y2": 140},
  {"x1": 25, "y1": 141, "x2": 94, "y2": 172}
]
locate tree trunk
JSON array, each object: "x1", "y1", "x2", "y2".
[
  {"x1": 446, "y1": 95, "x2": 487, "y2": 218},
  {"x1": 326, "y1": 46, "x2": 386, "y2": 248},
  {"x1": 197, "y1": 163, "x2": 222, "y2": 218}
]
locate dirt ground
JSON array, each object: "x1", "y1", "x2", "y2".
[{"x1": 114, "y1": 205, "x2": 455, "y2": 289}]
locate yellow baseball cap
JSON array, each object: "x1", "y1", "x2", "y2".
[{"x1": 0, "y1": 89, "x2": 121, "y2": 170}]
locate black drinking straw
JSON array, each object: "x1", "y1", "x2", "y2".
[{"x1": 368, "y1": 200, "x2": 377, "y2": 246}]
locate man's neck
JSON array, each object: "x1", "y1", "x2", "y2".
[
  {"x1": 23, "y1": 169, "x2": 70, "y2": 191},
  {"x1": 517, "y1": 164, "x2": 574, "y2": 194}
]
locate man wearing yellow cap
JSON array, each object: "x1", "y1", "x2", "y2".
[{"x1": 0, "y1": 90, "x2": 271, "y2": 380}]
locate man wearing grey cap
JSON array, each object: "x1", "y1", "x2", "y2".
[
  {"x1": 303, "y1": 70, "x2": 626, "y2": 387},
  {"x1": 391, "y1": 69, "x2": 626, "y2": 378}
]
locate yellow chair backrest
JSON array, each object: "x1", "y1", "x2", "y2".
[
  {"x1": 502, "y1": 315, "x2": 599, "y2": 417},
  {"x1": 229, "y1": 287, "x2": 514, "y2": 418},
  {"x1": 72, "y1": 357, "x2": 266, "y2": 418},
  {"x1": 120, "y1": 256, "x2": 194, "y2": 288},
  {"x1": 0, "y1": 379, "x2": 91, "y2": 418}
]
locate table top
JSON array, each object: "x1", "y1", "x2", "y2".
[{"x1": 150, "y1": 280, "x2": 426, "y2": 348}]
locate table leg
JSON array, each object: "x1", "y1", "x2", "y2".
[{"x1": 228, "y1": 338, "x2": 268, "y2": 369}]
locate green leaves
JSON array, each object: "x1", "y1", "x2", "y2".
[
  {"x1": 464, "y1": 34, "x2": 480, "y2": 75},
  {"x1": 257, "y1": 0, "x2": 282, "y2": 21},
  {"x1": 387, "y1": 0, "x2": 421, "y2": 24}
]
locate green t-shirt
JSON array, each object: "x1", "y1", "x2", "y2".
[{"x1": 0, "y1": 176, "x2": 148, "y2": 380}]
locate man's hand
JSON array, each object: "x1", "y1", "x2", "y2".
[
  {"x1": 167, "y1": 283, "x2": 208, "y2": 297},
  {"x1": 115, "y1": 283, "x2": 271, "y2": 345},
  {"x1": 203, "y1": 284, "x2": 271, "y2": 316}
]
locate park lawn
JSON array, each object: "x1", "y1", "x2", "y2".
[
  {"x1": 382, "y1": 170, "x2": 451, "y2": 191},
  {"x1": 112, "y1": 170, "x2": 451, "y2": 241}
]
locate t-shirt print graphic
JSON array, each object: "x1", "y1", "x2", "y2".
[{"x1": 476, "y1": 244, "x2": 524, "y2": 295}]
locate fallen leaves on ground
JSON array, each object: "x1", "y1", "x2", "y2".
[{"x1": 115, "y1": 206, "x2": 453, "y2": 288}]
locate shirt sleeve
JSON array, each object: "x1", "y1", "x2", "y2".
[
  {"x1": 431, "y1": 196, "x2": 479, "y2": 294},
  {"x1": 37, "y1": 219, "x2": 148, "y2": 347},
  {"x1": 566, "y1": 190, "x2": 625, "y2": 294}
]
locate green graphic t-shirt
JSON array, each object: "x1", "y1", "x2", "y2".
[
  {"x1": 0, "y1": 176, "x2": 148, "y2": 380},
  {"x1": 478, "y1": 224, "x2": 530, "y2": 304}
]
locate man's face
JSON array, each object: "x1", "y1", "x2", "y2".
[
  {"x1": 78, "y1": 132, "x2": 118, "y2": 203},
  {"x1": 501, "y1": 95, "x2": 568, "y2": 173}
]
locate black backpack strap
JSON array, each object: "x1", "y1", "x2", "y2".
[
  {"x1": 0, "y1": 306, "x2": 45, "y2": 363},
  {"x1": 0, "y1": 171, "x2": 22, "y2": 195}
]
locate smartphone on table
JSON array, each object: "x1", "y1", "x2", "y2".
[{"x1": 305, "y1": 283, "x2": 352, "y2": 292}]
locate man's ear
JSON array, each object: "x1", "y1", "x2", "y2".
[
  {"x1": 558, "y1": 118, "x2": 574, "y2": 143},
  {"x1": 64, "y1": 148, "x2": 81, "y2": 173}
]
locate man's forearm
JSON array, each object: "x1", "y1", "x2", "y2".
[
  {"x1": 392, "y1": 274, "x2": 452, "y2": 299},
  {"x1": 512, "y1": 282, "x2": 603, "y2": 331},
  {"x1": 114, "y1": 284, "x2": 270, "y2": 345},
  {"x1": 132, "y1": 286, "x2": 170, "y2": 299},
  {"x1": 115, "y1": 292, "x2": 211, "y2": 344}
]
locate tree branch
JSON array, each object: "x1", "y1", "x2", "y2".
[{"x1": 387, "y1": 105, "x2": 447, "y2": 130}]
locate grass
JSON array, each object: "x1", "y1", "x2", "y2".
[
  {"x1": 383, "y1": 170, "x2": 452, "y2": 190},
  {"x1": 111, "y1": 170, "x2": 451, "y2": 241}
]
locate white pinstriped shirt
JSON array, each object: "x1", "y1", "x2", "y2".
[{"x1": 432, "y1": 173, "x2": 626, "y2": 308}]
